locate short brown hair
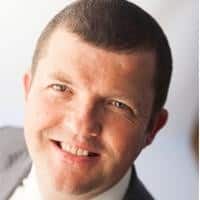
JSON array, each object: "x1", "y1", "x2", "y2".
[{"x1": 31, "y1": 0, "x2": 172, "y2": 113}]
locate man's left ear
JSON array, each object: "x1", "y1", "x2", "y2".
[{"x1": 144, "y1": 108, "x2": 168, "y2": 147}]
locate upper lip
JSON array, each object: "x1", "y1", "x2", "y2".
[{"x1": 50, "y1": 139, "x2": 100, "y2": 155}]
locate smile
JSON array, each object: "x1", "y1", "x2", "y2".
[
  {"x1": 61, "y1": 143, "x2": 92, "y2": 156},
  {"x1": 52, "y1": 140, "x2": 99, "y2": 158}
]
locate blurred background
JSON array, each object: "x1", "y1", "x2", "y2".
[{"x1": 0, "y1": 0, "x2": 198, "y2": 199}]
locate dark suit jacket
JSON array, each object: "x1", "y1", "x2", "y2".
[{"x1": 0, "y1": 127, "x2": 154, "y2": 200}]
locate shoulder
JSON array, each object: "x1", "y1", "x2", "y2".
[
  {"x1": 0, "y1": 126, "x2": 31, "y2": 200},
  {"x1": 0, "y1": 126, "x2": 29, "y2": 162},
  {"x1": 123, "y1": 166, "x2": 154, "y2": 200},
  {"x1": 0, "y1": 126, "x2": 25, "y2": 149}
]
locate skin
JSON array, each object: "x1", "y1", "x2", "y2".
[{"x1": 23, "y1": 29, "x2": 167, "y2": 200}]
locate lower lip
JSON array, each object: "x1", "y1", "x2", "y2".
[{"x1": 50, "y1": 140, "x2": 100, "y2": 166}]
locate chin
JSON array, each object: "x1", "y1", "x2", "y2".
[{"x1": 49, "y1": 168, "x2": 102, "y2": 196}]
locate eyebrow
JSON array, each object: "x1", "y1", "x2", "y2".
[{"x1": 49, "y1": 71, "x2": 73, "y2": 84}]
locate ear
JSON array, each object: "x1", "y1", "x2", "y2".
[
  {"x1": 23, "y1": 70, "x2": 32, "y2": 101},
  {"x1": 144, "y1": 108, "x2": 168, "y2": 147}
]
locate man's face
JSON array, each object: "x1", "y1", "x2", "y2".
[{"x1": 23, "y1": 29, "x2": 165, "y2": 198}]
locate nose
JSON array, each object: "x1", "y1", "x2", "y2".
[{"x1": 65, "y1": 99, "x2": 103, "y2": 139}]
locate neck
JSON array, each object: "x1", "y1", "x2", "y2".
[{"x1": 34, "y1": 166, "x2": 132, "y2": 200}]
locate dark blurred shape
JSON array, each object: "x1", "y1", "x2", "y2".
[{"x1": 191, "y1": 119, "x2": 199, "y2": 165}]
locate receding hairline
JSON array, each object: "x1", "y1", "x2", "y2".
[{"x1": 31, "y1": 25, "x2": 157, "y2": 76}]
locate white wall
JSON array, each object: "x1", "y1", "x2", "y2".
[{"x1": 0, "y1": 1, "x2": 198, "y2": 199}]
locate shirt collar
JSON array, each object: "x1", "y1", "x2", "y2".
[{"x1": 92, "y1": 167, "x2": 132, "y2": 200}]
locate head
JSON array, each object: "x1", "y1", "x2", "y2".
[{"x1": 23, "y1": 0, "x2": 172, "y2": 199}]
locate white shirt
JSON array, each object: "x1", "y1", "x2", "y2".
[{"x1": 10, "y1": 166, "x2": 131, "y2": 200}]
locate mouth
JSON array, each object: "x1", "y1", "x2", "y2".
[{"x1": 51, "y1": 140, "x2": 100, "y2": 158}]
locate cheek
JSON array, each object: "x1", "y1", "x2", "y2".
[
  {"x1": 103, "y1": 114, "x2": 147, "y2": 164},
  {"x1": 25, "y1": 93, "x2": 63, "y2": 132},
  {"x1": 24, "y1": 93, "x2": 65, "y2": 160},
  {"x1": 24, "y1": 93, "x2": 65, "y2": 155}
]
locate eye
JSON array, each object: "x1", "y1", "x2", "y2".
[
  {"x1": 51, "y1": 84, "x2": 71, "y2": 93},
  {"x1": 107, "y1": 99, "x2": 137, "y2": 118},
  {"x1": 109, "y1": 100, "x2": 128, "y2": 110}
]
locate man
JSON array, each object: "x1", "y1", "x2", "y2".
[{"x1": 0, "y1": 0, "x2": 172, "y2": 199}]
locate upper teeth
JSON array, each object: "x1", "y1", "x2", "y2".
[{"x1": 61, "y1": 143, "x2": 89, "y2": 156}]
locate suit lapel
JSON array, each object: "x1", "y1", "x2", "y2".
[{"x1": 123, "y1": 166, "x2": 154, "y2": 200}]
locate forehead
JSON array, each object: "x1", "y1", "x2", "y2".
[{"x1": 36, "y1": 29, "x2": 156, "y2": 98}]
